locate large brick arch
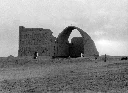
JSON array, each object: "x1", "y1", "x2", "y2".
[{"x1": 55, "y1": 26, "x2": 99, "y2": 57}]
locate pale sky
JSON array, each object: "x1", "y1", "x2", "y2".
[{"x1": 0, "y1": 0, "x2": 128, "y2": 57}]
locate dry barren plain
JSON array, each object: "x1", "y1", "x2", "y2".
[{"x1": 0, "y1": 57, "x2": 128, "y2": 93}]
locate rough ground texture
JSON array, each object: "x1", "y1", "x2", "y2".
[{"x1": 0, "y1": 58, "x2": 128, "y2": 93}]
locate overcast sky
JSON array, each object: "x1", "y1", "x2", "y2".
[{"x1": 0, "y1": 0, "x2": 128, "y2": 57}]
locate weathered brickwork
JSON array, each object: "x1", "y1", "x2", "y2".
[
  {"x1": 70, "y1": 37, "x2": 84, "y2": 57},
  {"x1": 18, "y1": 26, "x2": 99, "y2": 58},
  {"x1": 56, "y1": 26, "x2": 99, "y2": 57},
  {"x1": 18, "y1": 26, "x2": 56, "y2": 57}
]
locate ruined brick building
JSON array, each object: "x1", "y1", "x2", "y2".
[
  {"x1": 18, "y1": 26, "x2": 56, "y2": 57},
  {"x1": 18, "y1": 26, "x2": 99, "y2": 58}
]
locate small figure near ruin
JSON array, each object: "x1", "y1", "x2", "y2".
[
  {"x1": 81, "y1": 53, "x2": 84, "y2": 57},
  {"x1": 33, "y1": 52, "x2": 38, "y2": 59},
  {"x1": 104, "y1": 54, "x2": 107, "y2": 62}
]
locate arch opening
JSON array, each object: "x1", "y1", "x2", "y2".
[
  {"x1": 68, "y1": 29, "x2": 82, "y2": 43},
  {"x1": 68, "y1": 29, "x2": 83, "y2": 58}
]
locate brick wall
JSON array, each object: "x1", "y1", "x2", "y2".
[
  {"x1": 18, "y1": 26, "x2": 56, "y2": 57},
  {"x1": 70, "y1": 37, "x2": 84, "y2": 57}
]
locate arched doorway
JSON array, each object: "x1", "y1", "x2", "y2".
[{"x1": 56, "y1": 26, "x2": 99, "y2": 58}]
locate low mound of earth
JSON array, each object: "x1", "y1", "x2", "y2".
[{"x1": 0, "y1": 58, "x2": 128, "y2": 93}]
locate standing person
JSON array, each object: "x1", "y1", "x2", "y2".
[
  {"x1": 104, "y1": 54, "x2": 106, "y2": 62},
  {"x1": 34, "y1": 52, "x2": 37, "y2": 59}
]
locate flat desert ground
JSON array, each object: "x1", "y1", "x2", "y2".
[{"x1": 0, "y1": 57, "x2": 128, "y2": 93}]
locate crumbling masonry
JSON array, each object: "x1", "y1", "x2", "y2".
[
  {"x1": 18, "y1": 26, "x2": 99, "y2": 58},
  {"x1": 18, "y1": 26, "x2": 56, "y2": 57}
]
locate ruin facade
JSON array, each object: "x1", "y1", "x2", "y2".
[
  {"x1": 18, "y1": 26, "x2": 99, "y2": 58},
  {"x1": 18, "y1": 26, "x2": 56, "y2": 57}
]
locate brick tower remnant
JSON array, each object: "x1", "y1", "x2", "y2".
[
  {"x1": 70, "y1": 37, "x2": 84, "y2": 58},
  {"x1": 18, "y1": 26, "x2": 56, "y2": 57}
]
